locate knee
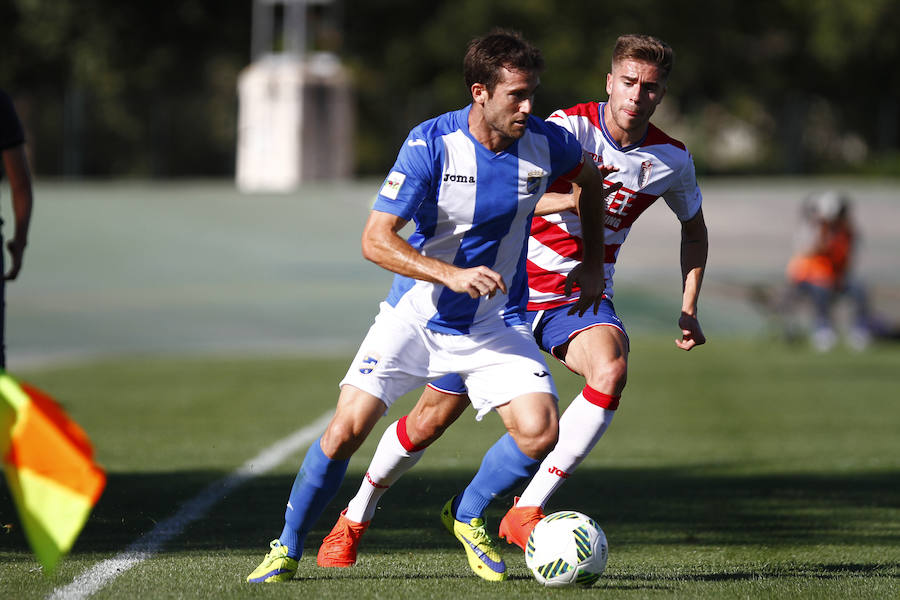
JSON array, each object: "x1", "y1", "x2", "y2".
[
  {"x1": 406, "y1": 392, "x2": 468, "y2": 448},
  {"x1": 407, "y1": 412, "x2": 448, "y2": 447},
  {"x1": 320, "y1": 418, "x2": 364, "y2": 459},
  {"x1": 585, "y1": 355, "x2": 628, "y2": 395},
  {"x1": 514, "y1": 418, "x2": 559, "y2": 460}
]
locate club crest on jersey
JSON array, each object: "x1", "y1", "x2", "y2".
[
  {"x1": 638, "y1": 160, "x2": 653, "y2": 189},
  {"x1": 358, "y1": 352, "x2": 381, "y2": 375},
  {"x1": 526, "y1": 169, "x2": 546, "y2": 195}
]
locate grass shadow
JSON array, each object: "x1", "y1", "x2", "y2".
[{"x1": 5, "y1": 464, "x2": 897, "y2": 559}]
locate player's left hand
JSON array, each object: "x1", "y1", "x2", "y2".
[
  {"x1": 675, "y1": 311, "x2": 706, "y2": 350},
  {"x1": 564, "y1": 263, "x2": 606, "y2": 316}
]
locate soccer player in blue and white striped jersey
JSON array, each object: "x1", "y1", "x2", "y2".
[{"x1": 247, "y1": 29, "x2": 620, "y2": 584}]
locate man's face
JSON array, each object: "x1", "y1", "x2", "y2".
[
  {"x1": 605, "y1": 58, "x2": 667, "y2": 135},
  {"x1": 476, "y1": 66, "x2": 540, "y2": 142}
]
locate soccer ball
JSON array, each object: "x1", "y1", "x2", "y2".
[{"x1": 525, "y1": 511, "x2": 608, "y2": 587}]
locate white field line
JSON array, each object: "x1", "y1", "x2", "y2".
[{"x1": 48, "y1": 411, "x2": 334, "y2": 600}]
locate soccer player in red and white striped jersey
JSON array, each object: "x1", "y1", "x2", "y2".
[{"x1": 319, "y1": 34, "x2": 708, "y2": 570}]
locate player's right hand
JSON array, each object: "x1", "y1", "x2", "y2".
[
  {"x1": 564, "y1": 262, "x2": 606, "y2": 316},
  {"x1": 448, "y1": 266, "x2": 507, "y2": 299}
]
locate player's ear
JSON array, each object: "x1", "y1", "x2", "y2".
[
  {"x1": 605, "y1": 72, "x2": 612, "y2": 96},
  {"x1": 471, "y1": 82, "x2": 488, "y2": 105}
]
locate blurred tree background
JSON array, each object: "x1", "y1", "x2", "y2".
[{"x1": 1, "y1": 0, "x2": 899, "y2": 178}]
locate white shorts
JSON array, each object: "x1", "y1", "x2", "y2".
[{"x1": 340, "y1": 302, "x2": 557, "y2": 420}]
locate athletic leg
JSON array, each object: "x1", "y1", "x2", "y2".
[
  {"x1": 318, "y1": 382, "x2": 469, "y2": 567},
  {"x1": 343, "y1": 385, "x2": 469, "y2": 523},
  {"x1": 517, "y1": 324, "x2": 627, "y2": 508},
  {"x1": 453, "y1": 392, "x2": 558, "y2": 522},
  {"x1": 277, "y1": 386, "x2": 385, "y2": 558},
  {"x1": 499, "y1": 317, "x2": 628, "y2": 550},
  {"x1": 443, "y1": 391, "x2": 557, "y2": 581}
]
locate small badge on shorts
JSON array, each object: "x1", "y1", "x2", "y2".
[{"x1": 358, "y1": 352, "x2": 380, "y2": 375}]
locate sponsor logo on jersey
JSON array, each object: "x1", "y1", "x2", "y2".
[
  {"x1": 638, "y1": 160, "x2": 653, "y2": 188},
  {"x1": 608, "y1": 189, "x2": 634, "y2": 216},
  {"x1": 407, "y1": 138, "x2": 427, "y2": 147},
  {"x1": 533, "y1": 370, "x2": 550, "y2": 378},
  {"x1": 603, "y1": 186, "x2": 659, "y2": 232},
  {"x1": 358, "y1": 352, "x2": 380, "y2": 374},
  {"x1": 442, "y1": 172, "x2": 475, "y2": 183},
  {"x1": 380, "y1": 172, "x2": 406, "y2": 200},
  {"x1": 526, "y1": 169, "x2": 546, "y2": 194}
]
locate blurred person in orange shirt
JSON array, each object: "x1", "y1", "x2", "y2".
[{"x1": 786, "y1": 191, "x2": 870, "y2": 351}]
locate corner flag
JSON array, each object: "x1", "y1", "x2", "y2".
[{"x1": 0, "y1": 372, "x2": 106, "y2": 574}]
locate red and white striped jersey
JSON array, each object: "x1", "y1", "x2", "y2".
[{"x1": 527, "y1": 101, "x2": 702, "y2": 310}]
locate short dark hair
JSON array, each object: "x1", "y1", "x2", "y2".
[
  {"x1": 612, "y1": 34, "x2": 674, "y2": 79},
  {"x1": 463, "y1": 29, "x2": 544, "y2": 93}
]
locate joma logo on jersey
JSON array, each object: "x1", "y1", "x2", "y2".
[{"x1": 443, "y1": 173, "x2": 475, "y2": 183}]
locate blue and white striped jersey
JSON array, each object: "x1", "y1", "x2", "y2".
[{"x1": 373, "y1": 104, "x2": 584, "y2": 335}]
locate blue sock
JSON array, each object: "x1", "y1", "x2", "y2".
[
  {"x1": 278, "y1": 437, "x2": 349, "y2": 559},
  {"x1": 453, "y1": 433, "x2": 540, "y2": 523}
]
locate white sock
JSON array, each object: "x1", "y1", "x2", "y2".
[
  {"x1": 344, "y1": 419, "x2": 426, "y2": 523},
  {"x1": 517, "y1": 392, "x2": 615, "y2": 508}
]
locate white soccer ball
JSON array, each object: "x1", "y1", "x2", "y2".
[{"x1": 525, "y1": 511, "x2": 608, "y2": 587}]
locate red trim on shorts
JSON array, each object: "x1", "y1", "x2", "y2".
[
  {"x1": 425, "y1": 383, "x2": 467, "y2": 395},
  {"x1": 581, "y1": 385, "x2": 620, "y2": 410},
  {"x1": 396, "y1": 415, "x2": 428, "y2": 452},
  {"x1": 550, "y1": 322, "x2": 628, "y2": 372}
]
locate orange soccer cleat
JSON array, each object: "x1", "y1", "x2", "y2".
[
  {"x1": 316, "y1": 509, "x2": 371, "y2": 567},
  {"x1": 498, "y1": 497, "x2": 545, "y2": 551}
]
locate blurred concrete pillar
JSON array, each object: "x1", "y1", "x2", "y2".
[
  {"x1": 237, "y1": 0, "x2": 352, "y2": 192},
  {"x1": 236, "y1": 52, "x2": 352, "y2": 191}
]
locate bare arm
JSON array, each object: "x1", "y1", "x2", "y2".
[
  {"x1": 361, "y1": 210, "x2": 507, "y2": 299},
  {"x1": 534, "y1": 187, "x2": 579, "y2": 216},
  {"x1": 562, "y1": 154, "x2": 621, "y2": 315},
  {"x1": 2, "y1": 145, "x2": 33, "y2": 281},
  {"x1": 676, "y1": 207, "x2": 708, "y2": 350}
]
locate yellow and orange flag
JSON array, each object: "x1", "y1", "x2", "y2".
[{"x1": 0, "y1": 372, "x2": 106, "y2": 574}]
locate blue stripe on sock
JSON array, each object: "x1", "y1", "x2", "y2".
[
  {"x1": 278, "y1": 436, "x2": 349, "y2": 559},
  {"x1": 455, "y1": 433, "x2": 540, "y2": 522}
]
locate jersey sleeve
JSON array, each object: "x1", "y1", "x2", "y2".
[
  {"x1": 542, "y1": 110, "x2": 579, "y2": 192},
  {"x1": 543, "y1": 118, "x2": 584, "y2": 182},
  {"x1": 0, "y1": 90, "x2": 25, "y2": 151},
  {"x1": 662, "y1": 151, "x2": 703, "y2": 221},
  {"x1": 546, "y1": 108, "x2": 576, "y2": 134},
  {"x1": 372, "y1": 126, "x2": 436, "y2": 221}
]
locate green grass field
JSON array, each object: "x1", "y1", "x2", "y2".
[{"x1": 1, "y1": 336, "x2": 898, "y2": 599}]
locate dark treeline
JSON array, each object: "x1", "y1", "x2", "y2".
[{"x1": 2, "y1": 0, "x2": 899, "y2": 178}]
